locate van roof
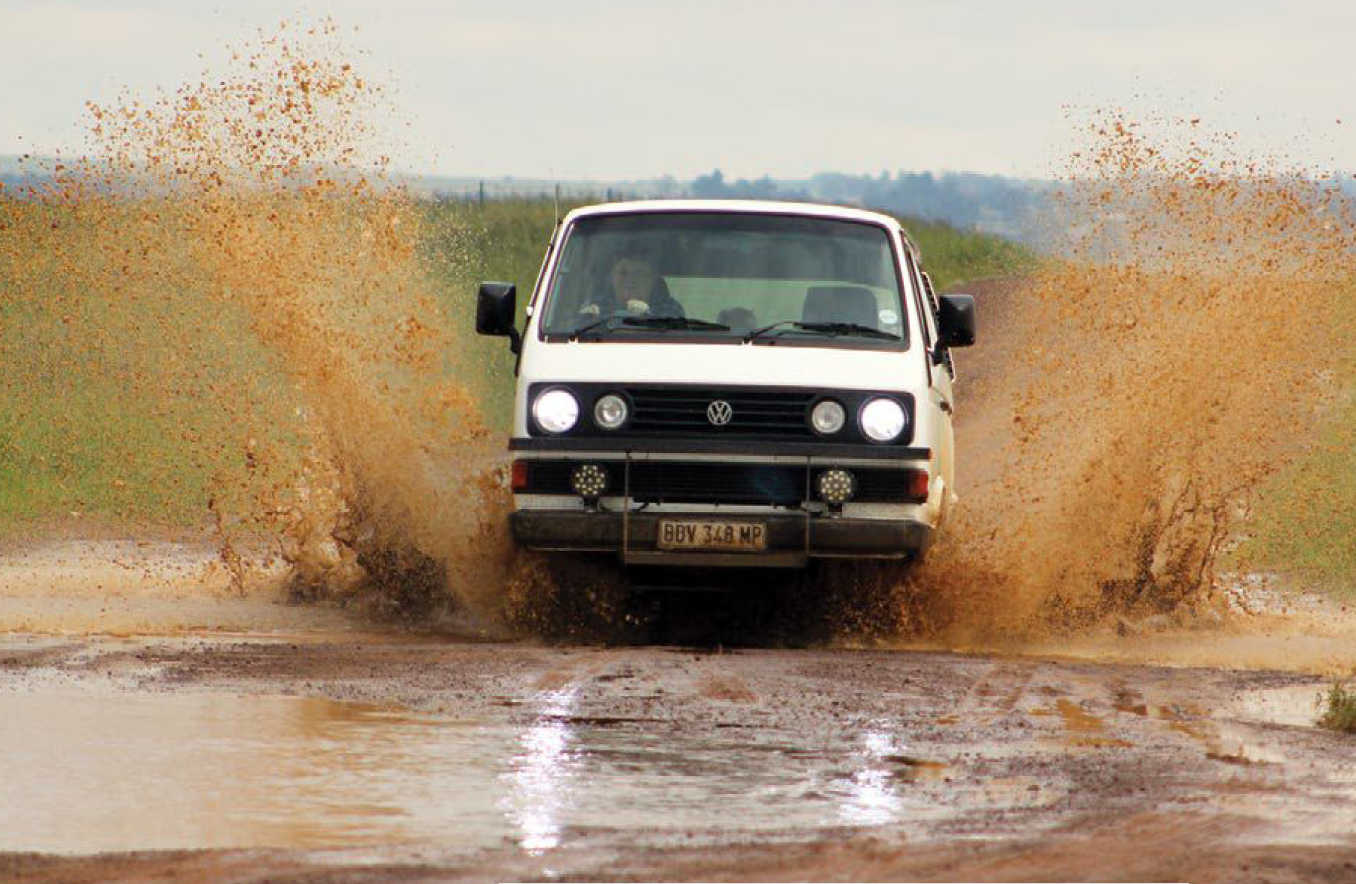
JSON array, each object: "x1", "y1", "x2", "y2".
[{"x1": 561, "y1": 199, "x2": 915, "y2": 257}]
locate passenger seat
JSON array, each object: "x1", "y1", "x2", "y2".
[{"x1": 802, "y1": 286, "x2": 879, "y2": 328}]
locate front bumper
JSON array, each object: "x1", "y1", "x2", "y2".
[{"x1": 510, "y1": 510, "x2": 933, "y2": 568}]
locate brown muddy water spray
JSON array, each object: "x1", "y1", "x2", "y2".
[
  {"x1": 0, "y1": 21, "x2": 512, "y2": 621},
  {"x1": 901, "y1": 110, "x2": 1356, "y2": 641}
]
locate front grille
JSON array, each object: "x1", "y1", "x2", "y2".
[
  {"x1": 520, "y1": 460, "x2": 926, "y2": 505},
  {"x1": 627, "y1": 387, "x2": 816, "y2": 438}
]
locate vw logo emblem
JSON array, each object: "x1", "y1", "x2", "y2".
[{"x1": 707, "y1": 399, "x2": 734, "y2": 426}]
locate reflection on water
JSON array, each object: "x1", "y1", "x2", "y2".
[
  {"x1": 1231, "y1": 683, "x2": 1328, "y2": 729},
  {"x1": 0, "y1": 689, "x2": 937, "y2": 854},
  {"x1": 838, "y1": 729, "x2": 904, "y2": 826},
  {"x1": 502, "y1": 688, "x2": 578, "y2": 851}
]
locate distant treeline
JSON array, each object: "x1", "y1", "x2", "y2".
[
  {"x1": 419, "y1": 168, "x2": 1356, "y2": 251},
  {"x1": 420, "y1": 169, "x2": 1055, "y2": 243}
]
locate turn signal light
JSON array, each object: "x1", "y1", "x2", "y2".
[
  {"x1": 510, "y1": 459, "x2": 529, "y2": 492},
  {"x1": 907, "y1": 468, "x2": 930, "y2": 501}
]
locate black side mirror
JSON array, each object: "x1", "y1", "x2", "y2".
[
  {"x1": 937, "y1": 293, "x2": 976, "y2": 348},
  {"x1": 476, "y1": 281, "x2": 521, "y2": 355}
]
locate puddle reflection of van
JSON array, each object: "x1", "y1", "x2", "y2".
[{"x1": 476, "y1": 201, "x2": 974, "y2": 572}]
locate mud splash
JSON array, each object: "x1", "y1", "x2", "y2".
[
  {"x1": 909, "y1": 110, "x2": 1356, "y2": 640},
  {"x1": 0, "y1": 21, "x2": 511, "y2": 621}
]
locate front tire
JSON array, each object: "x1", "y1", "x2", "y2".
[
  {"x1": 503, "y1": 551, "x2": 643, "y2": 643},
  {"x1": 799, "y1": 558, "x2": 924, "y2": 642}
]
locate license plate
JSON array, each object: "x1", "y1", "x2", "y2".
[{"x1": 657, "y1": 520, "x2": 767, "y2": 552}]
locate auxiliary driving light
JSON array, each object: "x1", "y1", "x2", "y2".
[
  {"x1": 817, "y1": 468, "x2": 856, "y2": 506},
  {"x1": 810, "y1": 399, "x2": 846, "y2": 435},
  {"x1": 569, "y1": 463, "x2": 610, "y2": 500}
]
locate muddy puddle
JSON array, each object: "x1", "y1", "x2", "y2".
[
  {"x1": 3, "y1": 636, "x2": 1355, "y2": 882},
  {"x1": 0, "y1": 686, "x2": 957, "y2": 855},
  {"x1": 1231, "y1": 683, "x2": 1334, "y2": 729},
  {"x1": 0, "y1": 692, "x2": 501, "y2": 853}
]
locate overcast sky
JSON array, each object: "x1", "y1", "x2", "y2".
[{"x1": 3, "y1": 0, "x2": 1354, "y2": 180}]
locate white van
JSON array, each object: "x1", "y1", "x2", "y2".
[{"x1": 476, "y1": 200, "x2": 975, "y2": 570}]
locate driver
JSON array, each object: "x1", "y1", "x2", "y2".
[{"x1": 579, "y1": 251, "x2": 684, "y2": 318}]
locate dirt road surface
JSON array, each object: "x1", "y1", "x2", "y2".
[{"x1": 1, "y1": 631, "x2": 1355, "y2": 883}]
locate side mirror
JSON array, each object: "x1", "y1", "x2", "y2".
[
  {"x1": 476, "y1": 281, "x2": 521, "y2": 355},
  {"x1": 937, "y1": 293, "x2": 976, "y2": 348}
]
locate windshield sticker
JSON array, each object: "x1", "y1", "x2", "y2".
[{"x1": 879, "y1": 309, "x2": 899, "y2": 326}]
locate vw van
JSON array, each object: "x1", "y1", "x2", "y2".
[{"x1": 476, "y1": 200, "x2": 975, "y2": 570}]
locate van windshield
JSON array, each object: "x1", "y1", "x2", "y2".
[{"x1": 540, "y1": 212, "x2": 908, "y2": 347}]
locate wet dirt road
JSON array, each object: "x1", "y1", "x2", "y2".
[
  {"x1": 2, "y1": 628, "x2": 1356, "y2": 883},
  {"x1": 4, "y1": 278, "x2": 1356, "y2": 882}
]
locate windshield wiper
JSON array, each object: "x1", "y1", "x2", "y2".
[
  {"x1": 744, "y1": 320, "x2": 900, "y2": 342},
  {"x1": 568, "y1": 313, "x2": 626, "y2": 340},
  {"x1": 620, "y1": 315, "x2": 730, "y2": 331},
  {"x1": 569, "y1": 314, "x2": 731, "y2": 340}
]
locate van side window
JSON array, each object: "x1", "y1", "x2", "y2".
[
  {"x1": 920, "y1": 269, "x2": 955, "y2": 379},
  {"x1": 902, "y1": 247, "x2": 936, "y2": 347}
]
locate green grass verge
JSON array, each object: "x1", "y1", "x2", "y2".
[
  {"x1": 1319, "y1": 681, "x2": 1356, "y2": 733},
  {"x1": 1238, "y1": 302, "x2": 1356, "y2": 598},
  {"x1": 897, "y1": 215, "x2": 1039, "y2": 292}
]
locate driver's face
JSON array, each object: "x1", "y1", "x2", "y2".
[{"x1": 611, "y1": 258, "x2": 656, "y2": 302}]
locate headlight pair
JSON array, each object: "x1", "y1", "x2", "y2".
[
  {"x1": 531, "y1": 388, "x2": 629, "y2": 435},
  {"x1": 810, "y1": 396, "x2": 907, "y2": 443},
  {"x1": 534, "y1": 386, "x2": 907, "y2": 442}
]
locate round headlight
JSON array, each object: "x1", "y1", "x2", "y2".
[
  {"x1": 859, "y1": 397, "x2": 906, "y2": 443},
  {"x1": 532, "y1": 388, "x2": 579, "y2": 434},
  {"x1": 594, "y1": 393, "x2": 629, "y2": 430},
  {"x1": 810, "y1": 399, "x2": 846, "y2": 435}
]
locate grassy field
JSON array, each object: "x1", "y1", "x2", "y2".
[
  {"x1": 1239, "y1": 347, "x2": 1356, "y2": 598},
  {"x1": 0, "y1": 196, "x2": 1034, "y2": 533},
  {"x1": 898, "y1": 215, "x2": 1037, "y2": 292}
]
